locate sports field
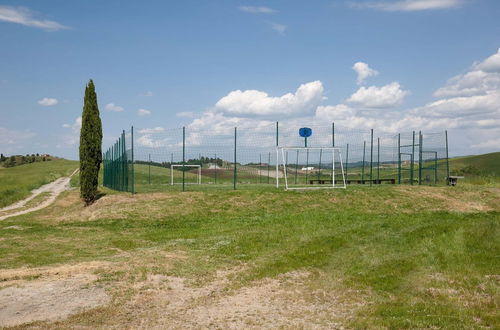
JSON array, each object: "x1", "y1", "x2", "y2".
[{"x1": 0, "y1": 154, "x2": 498, "y2": 328}]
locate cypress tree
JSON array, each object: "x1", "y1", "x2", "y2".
[{"x1": 79, "y1": 80, "x2": 102, "y2": 205}]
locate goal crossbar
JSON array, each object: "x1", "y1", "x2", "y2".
[
  {"x1": 277, "y1": 147, "x2": 346, "y2": 190},
  {"x1": 170, "y1": 164, "x2": 201, "y2": 185}
]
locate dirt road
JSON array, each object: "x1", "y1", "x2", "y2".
[{"x1": 0, "y1": 168, "x2": 78, "y2": 221}]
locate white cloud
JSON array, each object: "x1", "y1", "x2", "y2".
[
  {"x1": 434, "y1": 49, "x2": 500, "y2": 98},
  {"x1": 353, "y1": 62, "x2": 379, "y2": 85},
  {"x1": 38, "y1": 97, "x2": 58, "y2": 106},
  {"x1": 269, "y1": 22, "x2": 287, "y2": 34},
  {"x1": 346, "y1": 82, "x2": 409, "y2": 108},
  {"x1": 353, "y1": 0, "x2": 463, "y2": 12},
  {"x1": 138, "y1": 127, "x2": 164, "y2": 134},
  {"x1": 215, "y1": 81, "x2": 324, "y2": 117},
  {"x1": 105, "y1": 103, "x2": 124, "y2": 112},
  {"x1": 411, "y1": 92, "x2": 500, "y2": 118},
  {"x1": 239, "y1": 6, "x2": 275, "y2": 14},
  {"x1": 62, "y1": 116, "x2": 82, "y2": 145},
  {"x1": 0, "y1": 5, "x2": 69, "y2": 31},
  {"x1": 137, "y1": 108, "x2": 151, "y2": 116},
  {"x1": 471, "y1": 138, "x2": 500, "y2": 149},
  {"x1": 141, "y1": 91, "x2": 153, "y2": 97}
]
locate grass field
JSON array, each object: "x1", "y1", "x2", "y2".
[
  {"x1": 1, "y1": 180, "x2": 499, "y2": 327},
  {"x1": 0, "y1": 159, "x2": 78, "y2": 208}
]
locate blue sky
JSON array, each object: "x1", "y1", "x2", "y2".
[{"x1": 0, "y1": 0, "x2": 499, "y2": 159}]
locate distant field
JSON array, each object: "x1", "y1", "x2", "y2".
[
  {"x1": 0, "y1": 159, "x2": 78, "y2": 208},
  {"x1": 449, "y1": 152, "x2": 500, "y2": 175}
]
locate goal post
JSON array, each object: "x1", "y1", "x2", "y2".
[
  {"x1": 277, "y1": 147, "x2": 346, "y2": 190},
  {"x1": 170, "y1": 164, "x2": 201, "y2": 185}
]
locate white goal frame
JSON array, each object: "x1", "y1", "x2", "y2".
[
  {"x1": 170, "y1": 165, "x2": 202, "y2": 185},
  {"x1": 277, "y1": 147, "x2": 346, "y2": 190}
]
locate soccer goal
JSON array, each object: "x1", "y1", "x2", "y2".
[
  {"x1": 170, "y1": 165, "x2": 202, "y2": 185},
  {"x1": 277, "y1": 147, "x2": 346, "y2": 190}
]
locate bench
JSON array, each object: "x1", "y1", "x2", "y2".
[{"x1": 309, "y1": 179, "x2": 396, "y2": 185}]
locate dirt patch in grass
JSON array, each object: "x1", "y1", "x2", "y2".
[
  {"x1": 0, "y1": 275, "x2": 110, "y2": 328},
  {"x1": 393, "y1": 186, "x2": 497, "y2": 213},
  {"x1": 110, "y1": 268, "x2": 361, "y2": 329},
  {"x1": 0, "y1": 261, "x2": 113, "y2": 328}
]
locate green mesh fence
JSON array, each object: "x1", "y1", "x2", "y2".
[{"x1": 102, "y1": 123, "x2": 449, "y2": 192}]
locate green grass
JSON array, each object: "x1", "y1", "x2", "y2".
[
  {"x1": 0, "y1": 183, "x2": 498, "y2": 328},
  {"x1": 449, "y1": 152, "x2": 500, "y2": 176},
  {"x1": 0, "y1": 159, "x2": 78, "y2": 208}
]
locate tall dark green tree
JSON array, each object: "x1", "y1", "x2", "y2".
[{"x1": 79, "y1": 80, "x2": 102, "y2": 205}]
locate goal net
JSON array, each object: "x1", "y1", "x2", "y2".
[
  {"x1": 170, "y1": 165, "x2": 202, "y2": 185},
  {"x1": 277, "y1": 147, "x2": 346, "y2": 190}
]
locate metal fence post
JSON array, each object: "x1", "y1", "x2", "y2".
[
  {"x1": 445, "y1": 130, "x2": 450, "y2": 183},
  {"x1": 182, "y1": 126, "x2": 185, "y2": 192},
  {"x1": 233, "y1": 127, "x2": 237, "y2": 190},
  {"x1": 411, "y1": 131, "x2": 415, "y2": 185},
  {"x1": 370, "y1": 129, "x2": 373, "y2": 186},
  {"x1": 345, "y1": 144, "x2": 349, "y2": 182},
  {"x1": 332, "y1": 122, "x2": 335, "y2": 147},
  {"x1": 276, "y1": 121, "x2": 279, "y2": 188},
  {"x1": 214, "y1": 153, "x2": 217, "y2": 184},
  {"x1": 131, "y1": 126, "x2": 135, "y2": 194},
  {"x1": 397, "y1": 134, "x2": 401, "y2": 184},
  {"x1": 148, "y1": 153, "x2": 151, "y2": 184},
  {"x1": 418, "y1": 131, "x2": 422, "y2": 185},
  {"x1": 377, "y1": 137, "x2": 380, "y2": 181},
  {"x1": 362, "y1": 141, "x2": 366, "y2": 182}
]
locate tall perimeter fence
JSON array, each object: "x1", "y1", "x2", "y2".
[{"x1": 102, "y1": 122, "x2": 450, "y2": 193}]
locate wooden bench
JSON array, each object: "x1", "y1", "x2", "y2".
[{"x1": 309, "y1": 179, "x2": 396, "y2": 185}]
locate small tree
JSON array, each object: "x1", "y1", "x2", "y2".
[{"x1": 79, "y1": 80, "x2": 102, "y2": 205}]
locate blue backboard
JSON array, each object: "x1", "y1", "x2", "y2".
[{"x1": 299, "y1": 127, "x2": 312, "y2": 138}]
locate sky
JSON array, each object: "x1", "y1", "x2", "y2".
[{"x1": 0, "y1": 0, "x2": 499, "y2": 159}]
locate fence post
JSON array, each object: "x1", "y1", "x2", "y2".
[
  {"x1": 214, "y1": 153, "x2": 217, "y2": 184},
  {"x1": 377, "y1": 137, "x2": 380, "y2": 181},
  {"x1": 418, "y1": 131, "x2": 422, "y2": 185},
  {"x1": 295, "y1": 150, "x2": 299, "y2": 185},
  {"x1": 259, "y1": 153, "x2": 262, "y2": 184},
  {"x1": 122, "y1": 130, "x2": 126, "y2": 191},
  {"x1": 276, "y1": 121, "x2": 279, "y2": 188},
  {"x1": 267, "y1": 152, "x2": 270, "y2": 184},
  {"x1": 233, "y1": 127, "x2": 237, "y2": 190},
  {"x1": 148, "y1": 153, "x2": 151, "y2": 184},
  {"x1": 332, "y1": 122, "x2": 335, "y2": 147},
  {"x1": 131, "y1": 126, "x2": 135, "y2": 194},
  {"x1": 398, "y1": 134, "x2": 401, "y2": 184},
  {"x1": 411, "y1": 131, "x2": 415, "y2": 185},
  {"x1": 362, "y1": 141, "x2": 366, "y2": 182},
  {"x1": 182, "y1": 126, "x2": 185, "y2": 192},
  {"x1": 370, "y1": 129, "x2": 373, "y2": 186},
  {"x1": 345, "y1": 144, "x2": 349, "y2": 182},
  {"x1": 445, "y1": 130, "x2": 450, "y2": 183}
]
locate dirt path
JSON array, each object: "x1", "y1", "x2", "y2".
[{"x1": 0, "y1": 168, "x2": 78, "y2": 221}]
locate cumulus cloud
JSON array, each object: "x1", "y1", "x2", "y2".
[
  {"x1": 346, "y1": 82, "x2": 409, "y2": 108},
  {"x1": 139, "y1": 127, "x2": 164, "y2": 134},
  {"x1": 105, "y1": 103, "x2": 124, "y2": 112},
  {"x1": 353, "y1": 0, "x2": 463, "y2": 12},
  {"x1": 435, "y1": 49, "x2": 500, "y2": 98},
  {"x1": 0, "y1": 5, "x2": 69, "y2": 30},
  {"x1": 353, "y1": 62, "x2": 379, "y2": 85},
  {"x1": 215, "y1": 81, "x2": 324, "y2": 117},
  {"x1": 62, "y1": 116, "x2": 82, "y2": 145},
  {"x1": 412, "y1": 92, "x2": 500, "y2": 118},
  {"x1": 269, "y1": 22, "x2": 287, "y2": 34},
  {"x1": 38, "y1": 97, "x2": 58, "y2": 106},
  {"x1": 137, "y1": 108, "x2": 151, "y2": 116},
  {"x1": 239, "y1": 6, "x2": 275, "y2": 14}
]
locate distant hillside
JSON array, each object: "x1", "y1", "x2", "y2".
[
  {"x1": 0, "y1": 154, "x2": 58, "y2": 168},
  {"x1": 449, "y1": 152, "x2": 500, "y2": 176}
]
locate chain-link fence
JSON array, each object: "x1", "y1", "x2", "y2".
[{"x1": 103, "y1": 122, "x2": 450, "y2": 192}]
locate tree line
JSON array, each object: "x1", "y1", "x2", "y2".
[{"x1": 0, "y1": 153, "x2": 53, "y2": 167}]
